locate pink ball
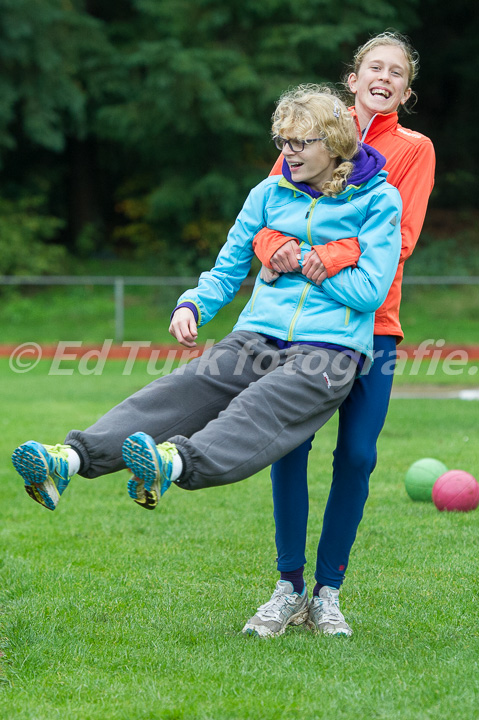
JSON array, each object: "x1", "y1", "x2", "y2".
[{"x1": 432, "y1": 470, "x2": 479, "y2": 512}]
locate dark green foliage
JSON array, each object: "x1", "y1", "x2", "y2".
[
  {"x1": 0, "y1": 0, "x2": 109, "y2": 153},
  {"x1": 1, "y1": 0, "x2": 475, "y2": 275},
  {"x1": 411, "y1": 0, "x2": 479, "y2": 207},
  {"x1": 0, "y1": 194, "x2": 66, "y2": 275}
]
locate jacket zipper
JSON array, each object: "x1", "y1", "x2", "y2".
[
  {"x1": 287, "y1": 283, "x2": 312, "y2": 341},
  {"x1": 361, "y1": 114, "x2": 376, "y2": 143},
  {"x1": 305, "y1": 198, "x2": 320, "y2": 244},
  {"x1": 289, "y1": 197, "x2": 320, "y2": 339}
]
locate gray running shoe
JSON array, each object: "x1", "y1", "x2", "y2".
[
  {"x1": 242, "y1": 580, "x2": 309, "y2": 638},
  {"x1": 308, "y1": 585, "x2": 353, "y2": 637}
]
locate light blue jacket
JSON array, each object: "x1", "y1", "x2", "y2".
[{"x1": 176, "y1": 169, "x2": 401, "y2": 360}]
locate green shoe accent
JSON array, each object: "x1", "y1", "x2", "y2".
[
  {"x1": 123, "y1": 432, "x2": 177, "y2": 510},
  {"x1": 12, "y1": 442, "x2": 71, "y2": 511}
]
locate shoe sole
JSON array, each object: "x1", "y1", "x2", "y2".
[
  {"x1": 126, "y1": 475, "x2": 157, "y2": 510},
  {"x1": 242, "y1": 606, "x2": 309, "y2": 638},
  {"x1": 12, "y1": 443, "x2": 59, "y2": 511},
  {"x1": 123, "y1": 433, "x2": 160, "y2": 510}
]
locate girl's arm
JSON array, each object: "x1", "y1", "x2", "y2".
[
  {"x1": 174, "y1": 181, "x2": 271, "y2": 327},
  {"x1": 320, "y1": 188, "x2": 402, "y2": 312}
]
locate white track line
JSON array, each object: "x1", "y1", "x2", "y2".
[{"x1": 391, "y1": 387, "x2": 479, "y2": 400}]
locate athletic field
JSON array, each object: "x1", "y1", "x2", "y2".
[{"x1": 1, "y1": 355, "x2": 478, "y2": 719}]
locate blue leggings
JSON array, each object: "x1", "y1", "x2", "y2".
[{"x1": 271, "y1": 335, "x2": 397, "y2": 589}]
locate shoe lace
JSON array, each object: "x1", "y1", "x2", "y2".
[
  {"x1": 45, "y1": 443, "x2": 70, "y2": 460},
  {"x1": 257, "y1": 587, "x2": 298, "y2": 620},
  {"x1": 314, "y1": 591, "x2": 346, "y2": 625},
  {"x1": 159, "y1": 441, "x2": 178, "y2": 463}
]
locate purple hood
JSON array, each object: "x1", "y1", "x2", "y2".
[{"x1": 281, "y1": 142, "x2": 386, "y2": 198}]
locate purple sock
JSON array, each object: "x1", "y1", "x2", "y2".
[
  {"x1": 313, "y1": 583, "x2": 324, "y2": 597},
  {"x1": 280, "y1": 566, "x2": 305, "y2": 595}
]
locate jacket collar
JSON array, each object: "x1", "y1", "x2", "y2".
[{"x1": 349, "y1": 107, "x2": 398, "y2": 143}]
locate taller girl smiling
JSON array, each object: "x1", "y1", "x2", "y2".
[{"x1": 252, "y1": 31, "x2": 435, "y2": 637}]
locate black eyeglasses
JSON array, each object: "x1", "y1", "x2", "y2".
[{"x1": 273, "y1": 136, "x2": 326, "y2": 152}]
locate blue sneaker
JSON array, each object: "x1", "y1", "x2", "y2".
[
  {"x1": 122, "y1": 432, "x2": 177, "y2": 510},
  {"x1": 12, "y1": 441, "x2": 71, "y2": 511}
]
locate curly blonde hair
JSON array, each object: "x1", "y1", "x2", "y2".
[
  {"x1": 272, "y1": 84, "x2": 359, "y2": 197},
  {"x1": 345, "y1": 30, "x2": 419, "y2": 112}
]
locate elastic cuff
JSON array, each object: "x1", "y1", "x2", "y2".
[
  {"x1": 315, "y1": 573, "x2": 342, "y2": 589},
  {"x1": 313, "y1": 246, "x2": 334, "y2": 277},
  {"x1": 265, "y1": 236, "x2": 300, "y2": 269},
  {"x1": 64, "y1": 437, "x2": 89, "y2": 476},
  {"x1": 167, "y1": 436, "x2": 196, "y2": 489},
  {"x1": 170, "y1": 302, "x2": 199, "y2": 324},
  {"x1": 277, "y1": 557, "x2": 307, "y2": 572}
]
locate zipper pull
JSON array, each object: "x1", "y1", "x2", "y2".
[{"x1": 306, "y1": 198, "x2": 316, "y2": 219}]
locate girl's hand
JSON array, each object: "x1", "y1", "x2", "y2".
[
  {"x1": 302, "y1": 249, "x2": 328, "y2": 285},
  {"x1": 270, "y1": 239, "x2": 302, "y2": 274},
  {"x1": 169, "y1": 307, "x2": 198, "y2": 347},
  {"x1": 260, "y1": 265, "x2": 280, "y2": 283}
]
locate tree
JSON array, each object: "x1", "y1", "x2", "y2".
[
  {"x1": 94, "y1": 0, "x2": 421, "y2": 269},
  {"x1": 0, "y1": 0, "x2": 115, "y2": 266},
  {"x1": 2, "y1": 0, "x2": 442, "y2": 275},
  {"x1": 412, "y1": 0, "x2": 479, "y2": 208}
]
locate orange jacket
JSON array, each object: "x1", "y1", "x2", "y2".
[{"x1": 254, "y1": 109, "x2": 435, "y2": 340}]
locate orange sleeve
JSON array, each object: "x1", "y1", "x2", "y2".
[
  {"x1": 313, "y1": 238, "x2": 361, "y2": 277},
  {"x1": 395, "y1": 139, "x2": 435, "y2": 262},
  {"x1": 253, "y1": 228, "x2": 299, "y2": 268}
]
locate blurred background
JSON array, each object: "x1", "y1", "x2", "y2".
[{"x1": 0, "y1": 0, "x2": 478, "y2": 344}]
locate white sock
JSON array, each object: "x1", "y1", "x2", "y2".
[
  {"x1": 171, "y1": 451, "x2": 183, "y2": 482},
  {"x1": 66, "y1": 448, "x2": 81, "y2": 477}
]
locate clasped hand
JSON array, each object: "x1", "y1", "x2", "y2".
[{"x1": 260, "y1": 239, "x2": 328, "y2": 285}]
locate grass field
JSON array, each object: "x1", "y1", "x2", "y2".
[
  {"x1": 1, "y1": 355, "x2": 479, "y2": 720},
  {"x1": 1, "y1": 281, "x2": 479, "y2": 347}
]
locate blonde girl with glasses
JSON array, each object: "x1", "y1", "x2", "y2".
[{"x1": 12, "y1": 86, "x2": 402, "y2": 638}]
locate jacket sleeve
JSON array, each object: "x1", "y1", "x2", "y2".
[
  {"x1": 313, "y1": 237, "x2": 361, "y2": 276},
  {"x1": 253, "y1": 227, "x2": 299, "y2": 268},
  {"x1": 175, "y1": 182, "x2": 268, "y2": 326},
  {"x1": 395, "y1": 138, "x2": 435, "y2": 262},
  {"x1": 253, "y1": 227, "x2": 362, "y2": 273},
  {"x1": 320, "y1": 188, "x2": 402, "y2": 313}
]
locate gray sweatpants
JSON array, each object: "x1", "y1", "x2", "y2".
[{"x1": 66, "y1": 331, "x2": 357, "y2": 491}]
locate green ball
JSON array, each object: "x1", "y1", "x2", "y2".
[{"x1": 405, "y1": 458, "x2": 449, "y2": 502}]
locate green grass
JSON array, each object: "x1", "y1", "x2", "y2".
[
  {"x1": 393, "y1": 358, "x2": 479, "y2": 387},
  {"x1": 2, "y1": 282, "x2": 479, "y2": 390},
  {"x1": 400, "y1": 285, "x2": 479, "y2": 346},
  {"x1": 1, "y1": 281, "x2": 479, "y2": 346},
  {"x1": 0, "y1": 285, "x2": 251, "y2": 345},
  {"x1": 1, "y1": 359, "x2": 479, "y2": 719}
]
